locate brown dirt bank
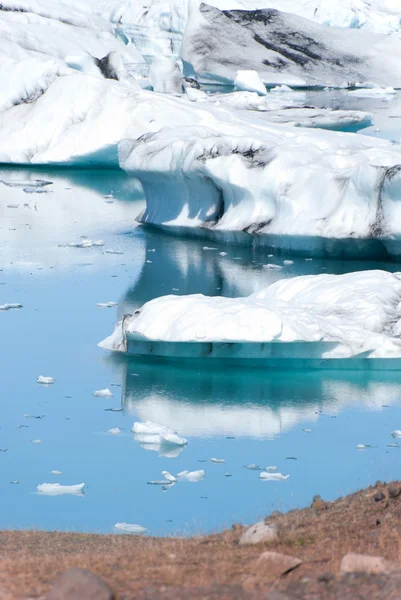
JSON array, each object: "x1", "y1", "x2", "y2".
[{"x1": 2, "y1": 481, "x2": 401, "y2": 599}]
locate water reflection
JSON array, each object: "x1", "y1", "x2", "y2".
[{"x1": 111, "y1": 356, "x2": 401, "y2": 440}]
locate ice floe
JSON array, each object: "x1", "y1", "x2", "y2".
[
  {"x1": 0, "y1": 303, "x2": 23, "y2": 311},
  {"x1": 37, "y1": 376, "x2": 55, "y2": 384},
  {"x1": 177, "y1": 469, "x2": 205, "y2": 482},
  {"x1": 114, "y1": 522, "x2": 147, "y2": 534},
  {"x1": 93, "y1": 388, "x2": 113, "y2": 397},
  {"x1": 37, "y1": 482, "x2": 85, "y2": 496},
  {"x1": 132, "y1": 420, "x2": 188, "y2": 447},
  {"x1": 100, "y1": 270, "x2": 401, "y2": 365},
  {"x1": 259, "y1": 472, "x2": 289, "y2": 480}
]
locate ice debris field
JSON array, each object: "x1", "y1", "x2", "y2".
[{"x1": 1, "y1": 0, "x2": 401, "y2": 535}]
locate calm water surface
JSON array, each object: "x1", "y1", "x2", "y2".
[{"x1": 2, "y1": 98, "x2": 401, "y2": 535}]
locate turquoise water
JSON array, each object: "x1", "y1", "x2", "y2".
[
  {"x1": 2, "y1": 94, "x2": 401, "y2": 535},
  {"x1": 1, "y1": 166, "x2": 401, "y2": 536}
]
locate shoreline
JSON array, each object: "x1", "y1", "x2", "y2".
[{"x1": 2, "y1": 480, "x2": 401, "y2": 599}]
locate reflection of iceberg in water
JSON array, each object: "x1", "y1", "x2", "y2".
[
  {"x1": 0, "y1": 167, "x2": 145, "y2": 271},
  {"x1": 114, "y1": 356, "x2": 401, "y2": 439},
  {"x1": 119, "y1": 227, "x2": 400, "y2": 318}
]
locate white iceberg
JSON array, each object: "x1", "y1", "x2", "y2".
[
  {"x1": 37, "y1": 482, "x2": 85, "y2": 496},
  {"x1": 37, "y1": 376, "x2": 55, "y2": 384},
  {"x1": 181, "y1": 3, "x2": 401, "y2": 87},
  {"x1": 259, "y1": 472, "x2": 289, "y2": 480},
  {"x1": 234, "y1": 70, "x2": 266, "y2": 96},
  {"x1": 93, "y1": 388, "x2": 113, "y2": 397},
  {"x1": 177, "y1": 469, "x2": 205, "y2": 481},
  {"x1": 211, "y1": 458, "x2": 226, "y2": 463},
  {"x1": 114, "y1": 522, "x2": 147, "y2": 534},
  {"x1": 132, "y1": 420, "x2": 187, "y2": 447},
  {"x1": 0, "y1": 303, "x2": 23, "y2": 311},
  {"x1": 100, "y1": 270, "x2": 401, "y2": 365},
  {"x1": 118, "y1": 119, "x2": 401, "y2": 256},
  {"x1": 107, "y1": 428, "x2": 121, "y2": 435}
]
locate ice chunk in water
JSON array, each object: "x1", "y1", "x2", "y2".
[
  {"x1": 161, "y1": 471, "x2": 177, "y2": 483},
  {"x1": 51, "y1": 470, "x2": 63, "y2": 475},
  {"x1": 97, "y1": 302, "x2": 117, "y2": 308},
  {"x1": 392, "y1": 430, "x2": 401, "y2": 438},
  {"x1": 37, "y1": 483, "x2": 85, "y2": 496},
  {"x1": 37, "y1": 376, "x2": 55, "y2": 384},
  {"x1": 0, "y1": 303, "x2": 22, "y2": 311},
  {"x1": 108, "y1": 428, "x2": 121, "y2": 435},
  {"x1": 32, "y1": 439, "x2": 42, "y2": 444},
  {"x1": 211, "y1": 458, "x2": 225, "y2": 463},
  {"x1": 177, "y1": 470, "x2": 205, "y2": 482},
  {"x1": 265, "y1": 466, "x2": 278, "y2": 473},
  {"x1": 159, "y1": 431, "x2": 187, "y2": 446},
  {"x1": 114, "y1": 523, "x2": 147, "y2": 534},
  {"x1": 0, "y1": 179, "x2": 52, "y2": 188},
  {"x1": 259, "y1": 472, "x2": 289, "y2": 481},
  {"x1": 234, "y1": 70, "x2": 266, "y2": 96},
  {"x1": 93, "y1": 388, "x2": 113, "y2": 397}
]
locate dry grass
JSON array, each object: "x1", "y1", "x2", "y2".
[{"x1": 1, "y1": 481, "x2": 401, "y2": 599}]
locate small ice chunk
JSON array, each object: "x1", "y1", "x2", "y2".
[
  {"x1": 283, "y1": 260, "x2": 294, "y2": 265},
  {"x1": 177, "y1": 470, "x2": 205, "y2": 482},
  {"x1": 234, "y1": 70, "x2": 266, "y2": 96},
  {"x1": 161, "y1": 471, "x2": 177, "y2": 482},
  {"x1": 259, "y1": 472, "x2": 289, "y2": 481},
  {"x1": 51, "y1": 470, "x2": 63, "y2": 475},
  {"x1": 392, "y1": 430, "x2": 401, "y2": 438},
  {"x1": 303, "y1": 429, "x2": 313, "y2": 433},
  {"x1": 23, "y1": 187, "x2": 51, "y2": 194},
  {"x1": 114, "y1": 523, "x2": 147, "y2": 534},
  {"x1": 270, "y1": 85, "x2": 293, "y2": 93},
  {"x1": 265, "y1": 466, "x2": 277, "y2": 473},
  {"x1": 132, "y1": 421, "x2": 170, "y2": 435},
  {"x1": 37, "y1": 376, "x2": 55, "y2": 384},
  {"x1": 219, "y1": 252, "x2": 227, "y2": 256},
  {"x1": 37, "y1": 483, "x2": 85, "y2": 496},
  {"x1": 202, "y1": 246, "x2": 217, "y2": 251},
  {"x1": 211, "y1": 458, "x2": 225, "y2": 463},
  {"x1": 93, "y1": 240, "x2": 105, "y2": 247},
  {"x1": 245, "y1": 464, "x2": 261, "y2": 470},
  {"x1": 356, "y1": 444, "x2": 368, "y2": 449},
  {"x1": 96, "y1": 302, "x2": 117, "y2": 308},
  {"x1": 263, "y1": 264, "x2": 283, "y2": 270},
  {"x1": 108, "y1": 428, "x2": 121, "y2": 435},
  {"x1": 7, "y1": 204, "x2": 19, "y2": 208},
  {"x1": 32, "y1": 439, "x2": 42, "y2": 444},
  {"x1": 105, "y1": 249, "x2": 123, "y2": 255},
  {"x1": 93, "y1": 388, "x2": 113, "y2": 397},
  {"x1": 0, "y1": 303, "x2": 22, "y2": 311}
]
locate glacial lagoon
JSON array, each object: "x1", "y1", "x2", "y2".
[{"x1": 2, "y1": 91, "x2": 401, "y2": 536}]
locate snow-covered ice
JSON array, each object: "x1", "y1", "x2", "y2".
[
  {"x1": 149, "y1": 56, "x2": 183, "y2": 94},
  {"x1": 100, "y1": 270, "x2": 401, "y2": 365},
  {"x1": 37, "y1": 482, "x2": 85, "y2": 496},
  {"x1": 177, "y1": 469, "x2": 205, "y2": 481}
]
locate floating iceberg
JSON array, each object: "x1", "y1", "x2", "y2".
[
  {"x1": 132, "y1": 420, "x2": 188, "y2": 447},
  {"x1": 181, "y1": 4, "x2": 401, "y2": 87},
  {"x1": 259, "y1": 471, "x2": 289, "y2": 480},
  {"x1": 100, "y1": 271, "x2": 401, "y2": 367},
  {"x1": 0, "y1": 303, "x2": 23, "y2": 311},
  {"x1": 114, "y1": 522, "x2": 147, "y2": 534},
  {"x1": 37, "y1": 483, "x2": 85, "y2": 496},
  {"x1": 37, "y1": 376, "x2": 55, "y2": 384},
  {"x1": 177, "y1": 469, "x2": 205, "y2": 481},
  {"x1": 119, "y1": 119, "x2": 401, "y2": 256},
  {"x1": 93, "y1": 388, "x2": 113, "y2": 397}
]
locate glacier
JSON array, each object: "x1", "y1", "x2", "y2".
[
  {"x1": 181, "y1": 3, "x2": 401, "y2": 87},
  {"x1": 99, "y1": 270, "x2": 401, "y2": 366}
]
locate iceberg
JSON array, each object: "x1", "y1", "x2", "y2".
[
  {"x1": 114, "y1": 522, "x2": 147, "y2": 534},
  {"x1": 100, "y1": 270, "x2": 401, "y2": 366},
  {"x1": 181, "y1": 3, "x2": 401, "y2": 87},
  {"x1": 37, "y1": 483, "x2": 85, "y2": 496},
  {"x1": 234, "y1": 70, "x2": 267, "y2": 96},
  {"x1": 119, "y1": 120, "x2": 401, "y2": 257}
]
